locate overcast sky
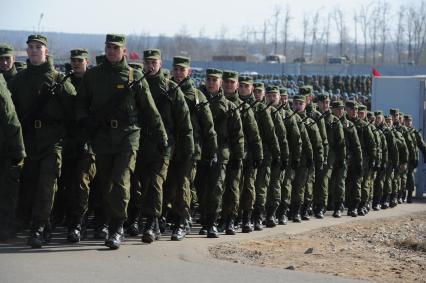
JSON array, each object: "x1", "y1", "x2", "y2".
[{"x1": 1, "y1": 0, "x2": 410, "y2": 40}]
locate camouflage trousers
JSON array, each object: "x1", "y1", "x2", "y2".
[
  {"x1": 382, "y1": 167, "x2": 394, "y2": 202},
  {"x1": 313, "y1": 163, "x2": 332, "y2": 212},
  {"x1": 163, "y1": 159, "x2": 193, "y2": 220},
  {"x1": 222, "y1": 161, "x2": 242, "y2": 218},
  {"x1": 196, "y1": 161, "x2": 226, "y2": 221},
  {"x1": 406, "y1": 166, "x2": 416, "y2": 193},
  {"x1": 291, "y1": 160, "x2": 309, "y2": 212},
  {"x1": 253, "y1": 159, "x2": 271, "y2": 217},
  {"x1": 95, "y1": 151, "x2": 136, "y2": 221},
  {"x1": 373, "y1": 168, "x2": 386, "y2": 206},
  {"x1": 265, "y1": 163, "x2": 283, "y2": 215},
  {"x1": 328, "y1": 164, "x2": 347, "y2": 210},
  {"x1": 0, "y1": 158, "x2": 23, "y2": 229},
  {"x1": 276, "y1": 167, "x2": 294, "y2": 217},
  {"x1": 238, "y1": 160, "x2": 257, "y2": 212},
  {"x1": 345, "y1": 165, "x2": 362, "y2": 211},
  {"x1": 17, "y1": 152, "x2": 62, "y2": 226},
  {"x1": 302, "y1": 166, "x2": 315, "y2": 211}
]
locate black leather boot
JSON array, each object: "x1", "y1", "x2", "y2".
[
  {"x1": 171, "y1": 216, "x2": 186, "y2": 241},
  {"x1": 206, "y1": 214, "x2": 219, "y2": 238},
  {"x1": 27, "y1": 224, "x2": 44, "y2": 248},
  {"x1": 241, "y1": 210, "x2": 253, "y2": 233},
  {"x1": 142, "y1": 216, "x2": 160, "y2": 243},
  {"x1": 105, "y1": 220, "x2": 124, "y2": 250},
  {"x1": 225, "y1": 216, "x2": 236, "y2": 235},
  {"x1": 67, "y1": 224, "x2": 82, "y2": 243}
]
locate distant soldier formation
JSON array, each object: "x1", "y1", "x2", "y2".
[{"x1": 0, "y1": 34, "x2": 425, "y2": 250}]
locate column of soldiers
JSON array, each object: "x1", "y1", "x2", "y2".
[{"x1": 1, "y1": 34, "x2": 426, "y2": 250}]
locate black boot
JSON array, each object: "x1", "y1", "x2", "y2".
[
  {"x1": 206, "y1": 214, "x2": 218, "y2": 238},
  {"x1": 265, "y1": 208, "x2": 277, "y2": 228},
  {"x1": 293, "y1": 206, "x2": 302, "y2": 223},
  {"x1": 94, "y1": 224, "x2": 109, "y2": 240},
  {"x1": 241, "y1": 210, "x2": 253, "y2": 233},
  {"x1": 27, "y1": 224, "x2": 44, "y2": 248},
  {"x1": 105, "y1": 220, "x2": 124, "y2": 250},
  {"x1": 407, "y1": 191, "x2": 413, "y2": 203},
  {"x1": 389, "y1": 193, "x2": 398, "y2": 208},
  {"x1": 314, "y1": 207, "x2": 324, "y2": 219},
  {"x1": 142, "y1": 216, "x2": 160, "y2": 243},
  {"x1": 67, "y1": 224, "x2": 82, "y2": 243},
  {"x1": 277, "y1": 210, "x2": 288, "y2": 225},
  {"x1": 381, "y1": 194, "x2": 389, "y2": 209},
  {"x1": 171, "y1": 217, "x2": 187, "y2": 241},
  {"x1": 225, "y1": 216, "x2": 236, "y2": 235},
  {"x1": 253, "y1": 211, "x2": 264, "y2": 231}
]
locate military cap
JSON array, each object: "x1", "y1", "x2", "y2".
[
  {"x1": 144, "y1": 49, "x2": 161, "y2": 60},
  {"x1": 253, "y1": 82, "x2": 264, "y2": 90},
  {"x1": 345, "y1": 100, "x2": 358, "y2": 109},
  {"x1": 358, "y1": 105, "x2": 368, "y2": 111},
  {"x1": 27, "y1": 34, "x2": 48, "y2": 46},
  {"x1": 293, "y1": 94, "x2": 306, "y2": 102},
  {"x1": 238, "y1": 75, "x2": 253, "y2": 84},
  {"x1": 331, "y1": 100, "x2": 345, "y2": 108},
  {"x1": 105, "y1": 34, "x2": 126, "y2": 47},
  {"x1": 70, "y1": 48, "x2": 89, "y2": 59},
  {"x1": 389, "y1": 108, "x2": 399, "y2": 115},
  {"x1": 385, "y1": 115, "x2": 392, "y2": 120},
  {"x1": 266, "y1": 86, "x2": 280, "y2": 93},
  {"x1": 163, "y1": 68, "x2": 170, "y2": 79},
  {"x1": 317, "y1": 93, "x2": 330, "y2": 102},
  {"x1": 173, "y1": 56, "x2": 190, "y2": 68},
  {"x1": 404, "y1": 114, "x2": 412, "y2": 120},
  {"x1": 206, "y1": 68, "x2": 222, "y2": 78},
  {"x1": 374, "y1": 110, "x2": 384, "y2": 116},
  {"x1": 0, "y1": 44, "x2": 14, "y2": 57},
  {"x1": 221, "y1": 70, "x2": 238, "y2": 81},
  {"x1": 129, "y1": 62, "x2": 143, "y2": 70},
  {"x1": 279, "y1": 87, "x2": 288, "y2": 96},
  {"x1": 299, "y1": 85, "x2": 313, "y2": 95},
  {"x1": 367, "y1": 111, "x2": 374, "y2": 118}
]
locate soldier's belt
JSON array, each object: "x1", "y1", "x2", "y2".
[
  {"x1": 103, "y1": 119, "x2": 136, "y2": 129},
  {"x1": 32, "y1": 119, "x2": 63, "y2": 129}
]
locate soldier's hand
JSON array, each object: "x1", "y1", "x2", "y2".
[
  {"x1": 10, "y1": 157, "x2": 24, "y2": 167},
  {"x1": 306, "y1": 158, "x2": 314, "y2": 168},
  {"x1": 157, "y1": 140, "x2": 169, "y2": 153},
  {"x1": 208, "y1": 154, "x2": 218, "y2": 167},
  {"x1": 272, "y1": 157, "x2": 281, "y2": 168},
  {"x1": 228, "y1": 159, "x2": 242, "y2": 170},
  {"x1": 400, "y1": 163, "x2": 408, "y2": 172},
  {"x1": 291, "y1": 159, "x2": 300, "y2": 170},
  {"x1": 253, "y1": 159, "x2": 261, "y2": 169},
  {"x1": 369, "y1": 160, "x2": 376, "y2": 170},
  {"x1": 281, "y1": 159, "x2": 288, "y2": 170}
]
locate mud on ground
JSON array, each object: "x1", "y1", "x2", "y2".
[{"x1": 210, "y1": 212, "x2": 426, "y2": 282}]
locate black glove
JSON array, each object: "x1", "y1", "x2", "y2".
[
  {"x1": 10, "y1": 157, "x2": 24, "y2": 167},
  {"x1": 253, "y1": 159, "x2": 261, "y2": 169},
  {"x1": 271, "y1": 157, "x2": 281, "y2": 168},
  {"x1": 208, "y1": 154, "x2": 218, "y2": 167},
  {"x1": 291, "y1": 159, "x2": 300, "y2": 170},
  {"x1": 281, "y1": 159, "x2": 288, "y2": 171},
  {"x1": 316, "y1": 162, "x2": 324, "y2": 171},
  {"x1": 306, "y1": 158, "x2": 314, "y2": 168},
  {"x1": 228, "y1": 159, "x2": 242, "y2": 170},
  {"x1": 374, "y1": 161, "x2": 381, "y2": 171},
  {"x1": 157, "y1": 140, "x2": 168, "y2": 153}
]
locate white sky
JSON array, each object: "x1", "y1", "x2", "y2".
[{"x1": 1, "y1": 0, "x2": 410, "y2": 40}]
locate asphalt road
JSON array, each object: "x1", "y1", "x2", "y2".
[{"x1": 1, "y1": 202, "x2": 425, "y2": 283}]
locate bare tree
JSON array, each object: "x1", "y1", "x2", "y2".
[
  {"x1": 323, "y1": 13, "x2": 331, "y2": 63},
  {"x1": 378, "y1": 0, "x2": 391, "y2": 64},
  {"x1": 410, "y1": 1, "x2": 426, "y2": 65},
  {"x1": 369, "y1": 6, "x2": 379, "y2": 64},
  {"x1": 272, "y1": 5, "x2": 281, "y2": 54},
  {"x1": 353, "y1": 12, "x2": 358, "y2": 63},
  {"x1": 262, "y1": 20, "x2": 269, "y2": 56},
  {"x1": 333, "y1": 7, "x2": 346, "y2": 57},
  {"x1": 309, "y1": 10, "x2": 320, "y2": 61},
  {"x1": 281, "y1": 5, "x2": 291, "y2": 58},
  {"x1": 358, "y1": 4, "x2": 370, "y2": 63},
  {"x1": 395, "y1": 6, "x2": 405, "y2": 64},
  {"x1": 301, "y1": 13, "x2": 309, "y2": 58}
]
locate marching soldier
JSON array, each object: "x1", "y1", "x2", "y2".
[
  {"x1": 0, "y1": 43, "x2": 21, "y2": 87},
  {"x1": 10, "y1": 34, "x2": 76, "y2": 248},
  {"x1": 0, "y1": 74, "x2": 25, "y2": 241},
  {"x1": 76, "y1": 34, "x2": 167, "y2": 249}
]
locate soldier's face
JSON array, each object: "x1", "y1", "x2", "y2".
[
  {"x1": 375, "y1": 115, "x2": 384, "y2": 125},
  {"x1": 293, "y1": 100, "x2": 305, "y2": 112},
  {"x1": 27, "y1": 42, "x2": 48, "y2": 66},
  {"x1": 392, "y1": 114, "x2": 399, "y2": 124},
  {"x1": 319, "y1": 100, "x2": 330, "y2": 112},
  {"x1": 404, "y1": 119, "x2": 412, "y2": 127},
  {"x1": 172, "y1": 65, "x2": 190, "y2": 83},
  {"x1": 0, "y1": 55, "x2": 15, "y2": 71},
  {"x1": 346, "y1": 108, "x2": 357, "y2": 118},
  {"x1": 358, "y1": 111, "x2": 367, "y2": 119},
  {"x1": 280, "y1": 95, "x2": 288, "y2": 105},
  {"x1": 254, "y1": 89, "x2": 265, "y2": 101},
  {"x1": 332, "y1": 107, "x2": 344, "y2": 118},
  {"x1": 105, "y1": 44, "x2": 125, "y2": 65},
  {"x1": 205, "y1": 76, "x2": 221, "y2": 93},
  {"x1": 144, "y1": 59, "x2": 162, "y2": 75},
  {"x1": 266, "y1": 92, "x2": 280, "y2": 106},
  {"x1": 385, "y1": 119, "x2": 392, "y2": 127},
  {"x1": 239, "y1": 84, "x2": 252, "y2": 97},
  {"x1": 70, "y1": 58, "x2": 88, "y2": 76},
  {"x1": 223, "y1": 79, "x2": 238, "y2": 94}
]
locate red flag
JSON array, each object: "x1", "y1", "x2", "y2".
[
  {"x1": 372, "y1": 66, "x2": 381, "y2": 77},
  {"x1": 129, "y1": 51, "x2": 140, "y2": 60}
]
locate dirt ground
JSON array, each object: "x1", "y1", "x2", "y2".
[{"x1": 210, "y1": 212, "x2": 426, "y2": 283}]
